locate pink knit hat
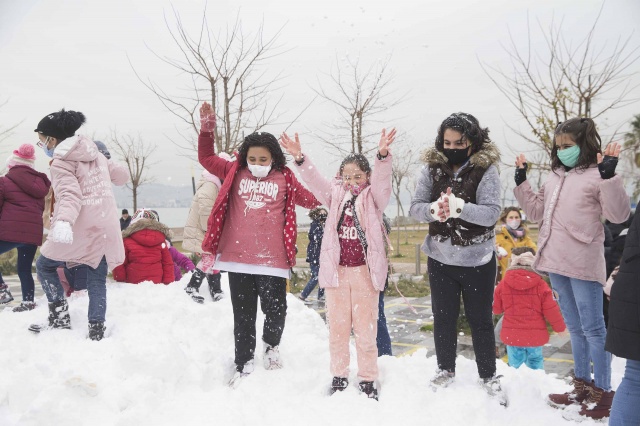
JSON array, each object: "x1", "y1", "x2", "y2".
[{"x1": 6, "y1": 144, "x2": 36, "y2": 169}]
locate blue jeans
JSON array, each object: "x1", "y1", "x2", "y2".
[
  {"x1": 0, "y1": 240, "x2": 38, "y2": 302},
  {"x1": 549, "y1": 273, "x2": 611, "y2": 390},
  {"x1": 377, "y1": 289, "x2": 392, "y2": 356},
  {"x1": 507, "y1": 346, "x2": 544, "y2": 369},
  {"x1": 301, "y1": 264, "x2": 324, "y2": 299},
  {"x1": 610, "y1": 359, "x2": 640, "y2": 426},
  {"x1": 36, "y1": 255, "x2": 108, "y2": 323}
]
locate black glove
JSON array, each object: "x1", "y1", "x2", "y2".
[
  {"x1": 598, "y1": 156, "x2": 618, "y2": 180},
  {"x1": 515, "y1": 163, "x2": 528, "y2": 186}
]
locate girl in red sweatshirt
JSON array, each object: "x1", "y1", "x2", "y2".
[{"x1": 197, "y1": 102, "x2": 319, "y2": 387}]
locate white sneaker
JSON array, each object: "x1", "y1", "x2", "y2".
[
  {"x1": 228, "y1": 360, "x2": 254, "y2": 389},
  {"x1": 480, "y1": 375, "x2": 508, "y2": 407},
  {"x1": 430, "y1": 369, "x2": 455, "y2": 391},
  {"x1": 263, "y1": 344, "x2": 283, "y2": 370}
]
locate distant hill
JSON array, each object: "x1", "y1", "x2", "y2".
[{"x1": 113, "y1": 183, "x2": 194, "y2": 208}]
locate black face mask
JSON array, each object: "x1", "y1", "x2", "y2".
[
  {"x1": 443, "y1": 148, "x2": 470, "y2": 165},
  {"x1": 318, "y1": 214, "x2": 327, "y2": 222}
]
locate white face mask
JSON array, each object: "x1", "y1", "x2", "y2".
[
  {"x1": 506, "y1": 219, "x2": 521, "y2": 230},
  {"x1": 247, "y1": 163, "x2": 272, "y2": 178}
]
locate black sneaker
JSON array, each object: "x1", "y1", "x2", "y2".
[
  {"x1": 359, "y1": 381, "x2": 379, "y2": 400},
  {"x1": 329, "y1": 377, "x2": 349, "y2": 395},
  {"x1": 88, "y1": 322, "x2": 106, "y2": 341},
  {"x1": 12, "y1": 301, "x2": 36, "y2": 312}
]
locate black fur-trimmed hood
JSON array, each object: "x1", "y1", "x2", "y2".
[
  {"x1": 122, "y1": 218, "x2": 173, "y2": 240},
  {"x1": 421, "y1": 143, "x2": 501, "y2": 170}
]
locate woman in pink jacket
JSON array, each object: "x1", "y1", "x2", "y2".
[
  {"x1": 514, "y1": 117, "x2": 630, "y2": 421},
  {"x1": 280, "y1": 129, "x2": 396, "y2": 401},
  {"x1": 28, "y1": 109, "x2": 129, "y2": 341}
]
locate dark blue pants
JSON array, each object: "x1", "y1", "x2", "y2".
[
  {"x1": 37, "y1": 255, "x2": 108, "y2": 323},
  {"x1": 301, "y1": 263, "x2": 324, "y2": 299},
  {"x1": 377, "y1": 289, "x2": 392, "y2": 356},
  {"x1": 0, "y1": 240, "x2": 38, "y2": 302}
]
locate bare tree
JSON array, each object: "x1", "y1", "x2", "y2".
[
  {"x1": 0, "y1": 98, "x2": 21, "y2": 144},
  {"x1": 622, "y1": 114, "x2": 640, "y2": 199},
  {"x1": 110, "y1": 131, "x2": 157, "y2": 211},
  {"x1": 314, "y1": 56, "x2": 403, "y2": 156},
  {"x1": 391, "y1": 142, "x2": 421, "y2": 255},
  {"x1": 130, "y1": 6, "x2": 287, "y2": 156},
  {"x1": 481, "y1": 7, "x2": 640, "y2": 172}
]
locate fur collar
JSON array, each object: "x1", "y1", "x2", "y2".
[
  {"x1": 421, "y1": 142, "x2": 501, "y2": 170},
  {"x1": 122, "y1": 219, "x2": 173, "y2": 239}
]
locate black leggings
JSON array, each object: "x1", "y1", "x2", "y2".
[
  {"x1": 228, "y1": 272, "x2": 288, "y2": 366},
  {"x1": 428, "y1": 255, "x2": 497, "y2": 379}
]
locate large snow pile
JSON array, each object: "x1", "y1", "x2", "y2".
[{"x1": 0, "y1": 275, "x2": 622, "y2": 426}]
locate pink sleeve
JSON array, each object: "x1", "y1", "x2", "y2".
[
  {"x1": 293, "y1": 176, "x2": 321, "y2": 209},
  {"x1": 514, "y1": 181, "x2": 545, "y2": 223},
  {"x1": 369, "y1": 154, "x2": 393, "y2": 211},
  {"x1": 50, "y1": 160, "x2": 83, "y2": 225},
  {"x1": 599, "y1": 175, "x2": 631, "y2": 224},
  {"x1": 108, "y1": 160, "x2": 129, "y2": 186},
  {"x1": 294, "y1": 155, "x2": 334, "y2": 207}
]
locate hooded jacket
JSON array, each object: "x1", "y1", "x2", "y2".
[
  {"x1": 182, "y1": 173, "x2": 221, "y2": 254},
  {"x1": 493, "y1": 260, "x2": 566, "y2": 347},
  {"x1": 40, "y1": 135, "x2": 128, "y2": 270},
  {"x1": 295, "y1": 154, "x2": 392, "y2": 291},
  {"x1": 514, "y1": 166, "x2": 630, "y2": 285},
  {"x1": 112, "y1": 219, "x2": 175, "y2": 284},
  {"x1": 496, "y1": 225, "x2": 537, "y2": 281},
  {"x1": 0, "y1": 165, "x2": 51, "y2": 246},
  {"x1": 605, "y1": 209, "x2": 640, "y2": 361}
]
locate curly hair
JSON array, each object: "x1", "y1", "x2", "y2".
[
  {"x1": 339, "y1": 153, "x2": 371, "y2": 176},
  {"x1": 237, "y1": 132, "x2": 287, "y2": 171},
  {"x1": 551, "y1": 117, "x2": 601, "y2": 171},
  {"x1": 434, "y1": 112, "x2": 492, "y2": 154}
]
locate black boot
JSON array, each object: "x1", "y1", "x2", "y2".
[
  {"x1": 358, "y1": 381, "x2": 379, "y2": 400},
  {"x1": 329, "y1": 377, "x2": 349, "y2": 395},
  {"x1": 185, "y1": 269, "x2": 206, "y2": 304},
  {"x1": 28, "y1": 299, "x2": 71, "y2": 333},
  {"x1": 88, "y1": 322, "x2": 106, "y2": 341},
  {"x1": 207, "y1": 273, "x2": 223, "y2": 301}
]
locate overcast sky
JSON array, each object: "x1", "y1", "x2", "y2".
[{"x1": 1, "y1": 0, "x2": 639, "y2": 194}]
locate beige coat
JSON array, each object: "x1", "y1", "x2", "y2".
[{"x1": 181, "y1": 174, "x2": 220, "y2": 253}]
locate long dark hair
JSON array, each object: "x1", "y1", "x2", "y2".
[
  {"x1": 338, "y1": 153, "x2": 371, "y2": 176},
  {"x1": 435, "y1": 112, "x2": 491, "y2": 154},
  {"x1": 551, "y1": 117, "x2": 601, "y2": 171},
  {"x1": 237, "y1": 132, "x2": 287, "y2": 171}
]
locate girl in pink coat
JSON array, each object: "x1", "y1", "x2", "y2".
[
  {"x1": 514, "y1": 117, "x2": 630, "y2": 421},
  {"x1": 280, "y1": 129, "x2": 396, "y2": 401},
  {"x1": 29, "y1": 109, "x2": 129, "y2": 341}
]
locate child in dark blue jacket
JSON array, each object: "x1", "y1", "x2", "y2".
[{"x1": 298, "y1": 207, "x2": 327, "y2": 304}]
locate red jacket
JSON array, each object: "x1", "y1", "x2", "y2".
[
  {"x1": 113, "y1": 219, "x2": 175, "y2": 284},
  {"x1": 493, "y1": 267, "x2": 566, "y2": 347},
  {"x1": 0, "y1": 165, "x2": 51, "y2": 246},
  {"x1": 198, "y1": 131, "x2": 319, "y2": 267}
]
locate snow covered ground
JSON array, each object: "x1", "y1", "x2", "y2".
[{"x1": 0, "y1": 274, "x2": 622, "y2": 426}]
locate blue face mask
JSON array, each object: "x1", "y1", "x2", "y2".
[
  {"x1": 557, "y1": 145, "x2": 580, "y2": 168},
  {"x1": 38, "y1": 136, "x2": 55, "y2": 158}
]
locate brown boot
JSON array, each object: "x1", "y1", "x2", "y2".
[
  {"x1": 578, "y1": 385, "x2": 614, "y2": 420},
  {"x1": 548, "y1": 377, "x2": 592, "y2": 407}
]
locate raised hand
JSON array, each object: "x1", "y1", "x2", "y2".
[
  {"x1": 597, "y1": 142, "x2": 622, "y2": 163},
  {"x1": 597, "y1": 142, "x2": 621, "y2": 179},
  {"x1": 515, "y1": 154, "x2": 527, "y2": 169},
  {"x1": 514, "y1": 153, "x2": 528, "y2": 186},
  {"x1": 378, "y1": 128, "x2": 397, "y2": 157},
  {"x1": 200, "y1": 102, "x2": 216, "y2": 133},
  {"x1": 279, "y1": 132, "x2": 303, "y2": 162}
]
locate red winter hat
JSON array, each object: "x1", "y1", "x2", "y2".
[{"x1": 6, "y1": 144, "x2": 36, "y2": 169}]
